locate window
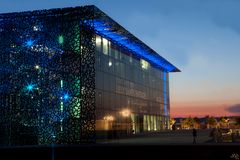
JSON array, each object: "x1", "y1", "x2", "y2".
[
  {"x1": 140, "y1": 59, "x2": 149, "y2": 70},
  {"x1": 129, "y1": 55, "x2": 133, "y2": 64},
  {"x1": 114, "y1": 49, "x2": 119, "y2": 59},
  {"x1": 96, "y1": 35, "x2": 102, "y2": 52},
  {"x1": 102, "y1": 37, "x2": 108, "y2": 55},
  {"x1": 97, "y1": 92, "x2": 102, "y2": 105}
]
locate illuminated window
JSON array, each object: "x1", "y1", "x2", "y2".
[
  {"x1": 108, "y1": 41, "x2": 111, "y2": 55},
  {"x1": 96, "y1": 35, "x2": 102, "y2": 52},
  {"x1": 140, "y1": 59, "x2": 149, "y2": 70},
  {"x1": 108, "y1": 60, "x2": 112, "y2": 67},
  {"x1": 102, "y1": 37, "x2": 108, "y2": 55},
  {"x1": 96, "y1": 35, "x2": 101, "y2": 45},
  {"x1": 129, "y1": 56, "x2": 133, "y2": 63}
]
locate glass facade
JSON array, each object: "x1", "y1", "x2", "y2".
[{"x1": 95, "y1": 35, "x2": 170, "y2": 137}]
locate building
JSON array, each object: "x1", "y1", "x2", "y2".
[{"x1": 0, "y1": 5, "x2": 179, "y2": 145}]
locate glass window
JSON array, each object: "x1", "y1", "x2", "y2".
[
  {"x1": 108, "y1": 41, "x2": 111, "y2": 56},
  {"x1": 119, "y1": 51, "x2": 123, "y2": 60},
  {"x1": 110, "y1": 48, "x2": 115, "y2": 57},
  {"x1": 115, "y1": 49, "x2": 119, "y2": 59},
  {"x1": 143, "y1": 115, "x2": 148, "y2": 131},
  {"x1": 103, "y1": 92, "x2": 110, "y2": 109},
  {"x1": 96, "y1": 35, "x2": 102, "y2": 52},
  {"x1": 125, "y1": 67, "x2": 133, "y2": 80},
  {"x1": 140, "y1": 59, "x2": 149, "y2": 70},
  {"x1": 96, "y1": 71, "x2": 104, "y2": 90},
  {"x1": 114, "y1": 61, "x2": 120, "y2": 75},
  {"x1": 96, "y1": 91, "x2": 102, "y2": 106},
  {"x1": 147, "y1": 115, "x2": 151, "y2": 131},
  {"x1": 120, "y1": 62, "x2": 125, "y2": 78},
  {"x1": 133, "y1": 58, "x2": 140, "y2": 68},
  {"x1": 95, "y1": 54, "x2": 102, "y2": 70},
  {"x1": 109, "y1": 93, "x2": 115, "y2": 110},
  {"x1": 129, "y1": 55, "x2": 133, "y2": 64},
  {"x1": 108, "y1": 58, "x2": 114, "y2": 73},
  {"x1": 102, "y1": 37, "x2": 108, "y2": 55},
  {"x1": 102, "y1": 55, "x2": 109, "y2": 71},
  {"x1": 104, "y1": 73, "x2": 110, "y2": 91},
  {"x1": 115, "y1": 93, "x2": 121, "y2": 108},
  {"x1": 110, "y1": 75, "x2": 115, "y2": 92}
]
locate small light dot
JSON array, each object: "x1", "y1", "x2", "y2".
[
  {"x1": 27, "y1": 84, "x2": 34, "y2": 91},
  {"x1": 26, "y1": 40, "x2": 34, "y2": 47},
  {"x1": 58, "y1": 35, "x2": 64, "y2": 44},
  {"x1": 35, "y1": 65, "x2": 40, "y2": 70},
  {"x1": 63, "y1": 94, "x2": 69, "y2": 100}
]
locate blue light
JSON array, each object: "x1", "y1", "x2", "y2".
[
  {"x1": 88, "y1": 20, "x2": 179, "y2": 72},
  {"x1": 26, "y1": 84, "x2": 35, "y2": 91},
  {"x1": 163, "y1": 72, "x2": 168, "y2": 115},
  {"x1": 63, "y1": 94, "x2": 69, "y2": 100},
  {"x1": 26, "y1": 40, "x2": 34, "y2": 47}
]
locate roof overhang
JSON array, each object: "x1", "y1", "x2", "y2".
[{"x1": 90, "y1": 6, "x2": 180, "y2": 72}]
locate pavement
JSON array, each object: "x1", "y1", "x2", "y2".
[
  {"x1": 0, "y1": 129, "x2": 239, "y2": 160},
  {"x1": 98, "y1": 129, "x2": 240, "y2": 145}
]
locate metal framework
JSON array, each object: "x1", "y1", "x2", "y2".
[{"x1": 0, "y1": 6, "x2": 96, "y2": 145}]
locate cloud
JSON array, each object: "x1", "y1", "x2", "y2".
[{"x1": 226, "y1": 104, "x2": 240, "y2": 113}]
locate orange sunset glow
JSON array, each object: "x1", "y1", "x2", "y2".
[{"x1": 170, "y1": 101, "x2": 240, "y2": 118}]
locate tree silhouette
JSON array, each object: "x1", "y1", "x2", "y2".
[{"x1": 205, "y1": 116, "x2": 217, "y2": 128}]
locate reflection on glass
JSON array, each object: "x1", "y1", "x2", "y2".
[
  {"x1": 95, "y1": 34, "x2": 170, "y2": 135},
  {"x1": 140, "y1": 59, "x2": 149, "y2": 70},
  {"x1": 102, "y1": 37, "x2": 108, "y2": 55}
]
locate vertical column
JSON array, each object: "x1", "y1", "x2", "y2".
[
  {"x1": 79, "y1": 6, "x2": 96, "y2": 143},
  {"x1": 163, "y1": 72, "x2": 168, "y2": 116},
  {"x1": 163, "y1": 71, "x2": 170, "y2": 129}
]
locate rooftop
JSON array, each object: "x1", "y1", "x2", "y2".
[
  {"x1": 0, "y1": 5, "x2": 180, "y2": 72},
  {"x1": 92, "y1": 6, "x2": 180, "y2": 72}
]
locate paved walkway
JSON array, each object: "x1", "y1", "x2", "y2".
[{"x1": 99, "y1": 129, "x2": 239, "y2": 145}]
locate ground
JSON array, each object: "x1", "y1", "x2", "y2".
[
  {"x1": 0, "y1": 129, "x2": 239, "y2": 160},
  {"x1": 99, "y1": 129, "x2": 214, "y2": 144}
]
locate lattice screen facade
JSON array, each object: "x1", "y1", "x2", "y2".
[{"x1": 0, "y1": 6, "x2": 96, "y2": 145}]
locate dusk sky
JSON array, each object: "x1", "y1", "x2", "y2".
[{"x1": 1, "y1": 0, "x2": 240, "y2": 118}]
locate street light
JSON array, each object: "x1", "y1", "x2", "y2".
[{"x1": 121, "y1": 109, "x2": 131, "y2": 117}]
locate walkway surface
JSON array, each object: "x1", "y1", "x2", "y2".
[
  {"x1": 99, "y1": 129, "x2": 239, "y2": 145},
  {"x1": 0, "y1": 129, "x2": 239, "y2": 160}
]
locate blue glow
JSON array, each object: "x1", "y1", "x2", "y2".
[
  {"x1": 163, "y1": 72, "x2": 168, "y2": 115},
  {"x1": 88, "y1": 20, "x2": 179, "y2": 72},
  {"x1": 26, "y1": 84, "x2": 35, "y2": 91},
  {"x1": 25, "y1": 40, "x2": 34, "y2": 47},
  {"x1": 63, "y1": 94, "x2": 69, "y2": 100}
]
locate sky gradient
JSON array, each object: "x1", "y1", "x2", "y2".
[{"x1": 1, "y1": 0, "x2": 240, "y2": 118}]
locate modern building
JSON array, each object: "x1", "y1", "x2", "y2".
[{"x1": 0, "y1": 5, "x2": 179, "y2": 145}]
